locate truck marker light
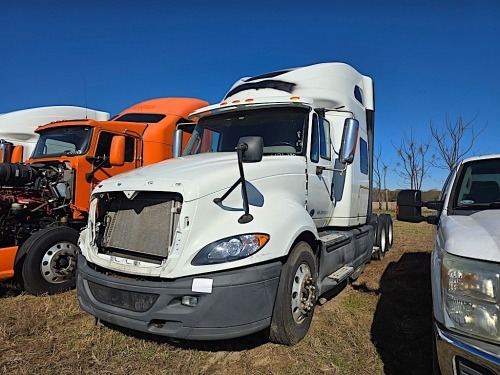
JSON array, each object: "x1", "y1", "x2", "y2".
[
  {"x1": 220, "y1": 102, "x2": 228, "y2": 106},
  {"x1": 181, "y1": 296, "x2": 199, "y2": 307},
  {"x1": 192, "y1": 278, "x2": 213, "y2": 293},
  {"x1": 232, "y1": 100, "x2": 240, "y2": 104},
  {"x1": 245, "y1": 99, "x2": 254, "y2": 102},
  {"x1": 290, "y1": 96, "x2": 300, "y2": 100}
]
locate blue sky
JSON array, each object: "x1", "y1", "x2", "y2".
[{"x1": 1, "y1": 1, "x2": 499, "y2": 189}]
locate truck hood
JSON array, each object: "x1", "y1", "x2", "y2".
[
  {"x1": 442, "y1": 209, "x2": 500, "y2": 263},
  {"x1": 94, "y1": 153, "x2": 306, "y2": 201}
]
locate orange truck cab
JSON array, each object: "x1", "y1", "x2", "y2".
[{"x1": 0, "y1": 97, "x2": 207, "y2": 295}]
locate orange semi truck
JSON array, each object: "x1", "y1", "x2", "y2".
[{"x1": 0, "y1": 97, "x2": 207, "y2": 295}]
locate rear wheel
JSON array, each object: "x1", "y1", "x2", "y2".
[
  {"x1": 20, "y1": 226, "x2": 79, "y2": 295},
  {"x1": 269, "y1": 241, "x2": 317, "y2": 345},
  {"x1": 384, "y1": 214, "x2": 394, "y2": 249},
  {"x1": 373, "y1": 216, "x2": 388, "y2": 260}
]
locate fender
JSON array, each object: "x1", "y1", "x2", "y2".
[{"x1": 0, "y1": 246, "x2": 18, "y2": 281}]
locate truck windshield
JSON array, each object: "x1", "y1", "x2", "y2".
[
  {"x1": 452, "y1": 158, "x2": 500, "y2": 209},
  {"x1": 32, "y1": 126, "x2": 93, "y2": 158},
  {"x1": 183, "y1": 107, "x2": 309, "y2": 156}
]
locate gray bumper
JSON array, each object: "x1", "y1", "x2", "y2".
[
  {"x1": 77, "y1": 255, "x2": 281, "y2": 340},
  {"x1": 434, "y1": 321, "x2": 500, "y2": 374}
]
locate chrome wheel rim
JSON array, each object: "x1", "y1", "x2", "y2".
[
  {"x1": 40, "y1": 241, "x2": 78, "y2": 283},
  {"x1": 291, "y1": 262, "x2": 315, "y2": 324}
]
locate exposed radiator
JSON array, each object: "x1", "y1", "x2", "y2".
[{"x1": 101, "y1": 192, "x2": 182, "y2": 259}]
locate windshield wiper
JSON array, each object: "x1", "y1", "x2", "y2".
[{"x1": 455, "y1": 201, "x2": 500, "y2": 210}]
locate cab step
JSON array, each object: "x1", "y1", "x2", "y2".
[{"x1": 327, "y1": 266, "x2": 354, "y2": 282}]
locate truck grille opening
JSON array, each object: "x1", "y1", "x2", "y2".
[
  {"x1": 97, "y1": 192, "x2": 182, "y2": 261},
  {"x1": 88, "y1": 281, "x2": 159, "y2": 312}
]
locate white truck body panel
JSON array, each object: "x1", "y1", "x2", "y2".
[
  {"x1": 221, "y1": 63, "x2": 373, "y2": 226},
  {"x1": 440, "y1": 210, "x2": 500, "y2": 263},
  {"x1": 0, "y1": 106, "x2": 109, "y2": 160},
  {"x1": 82, "y1": 152, "x2": 315, "y2": 278}
]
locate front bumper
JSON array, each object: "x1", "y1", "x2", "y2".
[
  {"x1": 435, "y1": 321, "x2": 500, "y2": 375},
  {"x1": 77, "y1": 255, "x2": 282, "y2": 340}
]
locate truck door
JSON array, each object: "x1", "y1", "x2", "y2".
[
  {"x1": 306, "y1": 114, "x2": 334, "y2": 227},
  {"x1": 91, "y1": 131, "x2": 138, "y2": 185}
]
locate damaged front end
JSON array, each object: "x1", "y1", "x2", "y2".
[{"x1": 86, "y1": 191, "x2": 183, "y2": 267}]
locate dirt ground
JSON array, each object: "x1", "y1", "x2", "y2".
[{"x1": 0, "y1": 217, "x2": 435, "y2": 375}]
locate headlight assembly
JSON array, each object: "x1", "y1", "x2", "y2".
[
  {"x1": 191, "y1": 234, "x2": 269, "y2": 265},
  {"x1": 442, "y1": 252, "x2": 500, "y2": 343}
]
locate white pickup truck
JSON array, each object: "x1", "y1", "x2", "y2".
[{"x1": 397, "y1": 154, "x2": 500, "y2": 375}]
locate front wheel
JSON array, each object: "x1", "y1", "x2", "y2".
[
  {"x1": 269, "y1": 241, "x2": 318, "y2": 345},
  {"x1": 20, "y1": 226, "x2": 80, "y2": 295}
]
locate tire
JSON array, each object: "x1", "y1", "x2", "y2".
[
  {"x1": 384, "y1": 214, "x2": 394, "y2": 249},
  {"x1": 269, "y1": 241, "x2": 318, "y2": 345},
  {"x1": 20, "y1": 226, "x2": 80, "y2": 295},
  {"x1": 373, "y1": 216, "x2": 387, "y2": 260},
  {"x1": 432, "y1": 335, "x2": 442, "y2": 375}
]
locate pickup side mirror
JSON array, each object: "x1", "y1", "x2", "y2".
[
  {"x1": 339, "y1": 118, "x2": 359, "y2": 165},
  {"x1": 109, "y1": 135, "x2": 125, "y2": 166},
  {"x1": 396, "y1": 189, "x2": 443, "y2": 225},
  {"x1": 237, "y1": 136, "x2": 263, "y2": 163}
]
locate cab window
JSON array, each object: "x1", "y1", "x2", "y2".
[
  {"x1": 95, "y1": 132, "x2": 135, "y2": 166},
  {"x1": 310, "y1": 114, "x2": 331, "y2": 163}
]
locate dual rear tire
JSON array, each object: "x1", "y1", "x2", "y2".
[{"x1": 373, "y1": 214, "x2": 393, "y2": 260}]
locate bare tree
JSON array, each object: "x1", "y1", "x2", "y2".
[
  {"x1": 382, "y1": 161, "x2": 391, "y2": 210},
  {"x1": 430, "y1": 113, "x2": 487, "y2": 171},
  {"x1": 394, "y1": 129, "x2": 434, "y2": 190},
  {"x1": 374, "y1": 145, "x2": 383, "y2": 209}
]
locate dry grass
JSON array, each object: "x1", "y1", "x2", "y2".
[{"x1": 0, "y1": 215, "x2": 435, "y2": 375}]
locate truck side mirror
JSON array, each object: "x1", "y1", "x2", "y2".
[
  {"x1": 0, "y1": 139, "x2": 13, "y2": 163},
  {"x1": 109, "y1": 135, "x2": 125, "y2": 166},
  {"x1": 237, "y1": 136, "x2": 263, "y2": 163},
  {"x1": 213, "y1": 136, "x2": 264, "y2": 224},
  {"x1": 11, "y1": 145, "x2": 24, "y2": 163},
  {"x1": 172, "y1": 129, "x2": 183, "y2": 158},
  {"x1": 339, "y1": 118, "x2": 359, "y2": 164},
  {"x1": 173, "y1": 122, "x2": 196, "y2": 158}
]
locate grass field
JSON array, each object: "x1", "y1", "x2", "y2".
[{"x1": 0, "y1": 215, "x2": 435, "y2": 375}]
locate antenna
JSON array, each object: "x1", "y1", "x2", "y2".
[{"x1": 84, "y1": 78, "x2": 88, "y2": 119}]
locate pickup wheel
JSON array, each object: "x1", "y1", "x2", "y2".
[
  {"x1": 269, "y1": 241, "x2": 317, "y2": 345},
  {"x1": 373, "y1": 216, "x2": 387, "y2": 260},
  {"x1": 432, "y1": 335, "x2": 442, "y2": 375},
  {"x1": 20, "y1": 226, "x2": 79, "y2": 295}
]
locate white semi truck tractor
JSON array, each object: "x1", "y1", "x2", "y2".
[
  {"x1": 77, "y1": 62, "x2": 392, "y2": 345},
  {"x1": 0, "y1": 106, "x2": 109, "y2": 162}
]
